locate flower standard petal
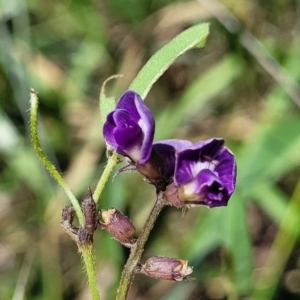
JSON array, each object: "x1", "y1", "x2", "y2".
[{"x1": 174, "y1": 138, "x2": 224, "y2": 187}]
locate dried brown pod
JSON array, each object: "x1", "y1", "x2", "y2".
[
  {"x1": 99, "y1": 208, "x2": 136, "y2": 248},
  {"x1": 137, "y1": 256, "x2": 193, "y2": 281}
]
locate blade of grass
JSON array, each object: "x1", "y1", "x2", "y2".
[{"x1": 252, "y1": 179, "x2": 300, "y2": 299}]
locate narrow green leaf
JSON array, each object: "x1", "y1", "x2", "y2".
[
  {"x1": 252, "y1": 179, "x2": 300, "y2": 299},
  {"x1": 185, "y1": 209, "x2": 222, "y2": 260},
  {"x1": 129, "y1": 23, "x2": 210, "y2": 99},
  {"x1": 222, "y1": 194, "x2": 253, "y2": 293},
  {"x1": 251, "y1": 182, "x2": 298, "y2": 226}
]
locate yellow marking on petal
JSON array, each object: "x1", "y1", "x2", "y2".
[{"x1": 178, "y1": 183, "x2": 202, "y2": 202}]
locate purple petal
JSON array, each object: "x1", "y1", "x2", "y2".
[
  {"x1": 103, "y1": 90, "x2": 155, "y2": 163},
  {"x1": 187, "y1": 138, "x2": 224, "y2": 155},
  {"x1": 104, "y1": 110, "x2": 142, "y2": 158},
  {"x1": 112, "y1": 111, "x2": 143, "y2": 153},
  {"x1": 195, "y1": 169, "x2": 228, "y2": 207},
  {"x1": 215, "y1": 147, "x2": 236, "y2": 196},
  {"x1": 116, "y1": 90, "x2": 144, "y2": 121},
  {"x1": 103, "y1": 112, "x2": 122, "y2": 152},
  {"x1": 155, "y1": 139, "x2": 193, "y2": 152},
  {"x1": 152, "y1": 143, "x2": 176, "y2": 182},
  {"x1": 174, "y1": 138, "x2": 224, "y2": 186},
  {"x1": 178, "y1": 169, "x2": 229, "y2": 207},
  {"x1": 153, "y1": 140, "x2": 192, "y2": 182},
  {"x1": 172, "y1": 138, "x2": 236, "y2": 208}
]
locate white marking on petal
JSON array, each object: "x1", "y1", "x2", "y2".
[
  {"x1": 138, "y1": 118, "x2": 147, "y2": 133},
  {"x1": 183, "y1": 180, "x2": 197, "y2": 195},
  {"x1": 190, "y1": 161, "x2": 217, "y2": 177},
  {"x1": 125, "y1": 145, "x2": 141, "y2": 162}
]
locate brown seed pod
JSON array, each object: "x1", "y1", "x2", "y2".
[
  {"x1": 138, "y1": 256, "x2": 193, "y2": 281},
  {"x1": 99, "y1": 208, "x2": 136, "y2": 248}
]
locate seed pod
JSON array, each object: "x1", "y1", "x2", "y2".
[
  {"x1": 100, "y1": 208, "x2": 136, "y2": 248},
  {"x1": 82, "y1": 188, "x2": 97, "y2": 235},
  {"x1": 138, "y1": 256, "x2": 193, "y2": 281}
]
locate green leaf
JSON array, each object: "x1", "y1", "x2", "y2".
[
  {"x1": 129, "y1": 23, "x2": 210, "y2": 99},
  {"x1": 251, "y1": 182, "x2": 299, "y2": 227},
  {"x1": 185, "y1": 209, "x2": 222, "y2": 260},
  {"x1": 100, "y1": 94, "x2": 115, "y2": 125},
  {"x1": 222, "y1": 194, "x2": 253, "y2": 293}
]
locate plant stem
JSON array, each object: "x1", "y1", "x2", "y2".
[
  {"x1": 29, "y1": 89, "x2": 84, "y2": 224},
  {"x1": 116, "y1": 192, "x2": 165, "y2": 300},
  {"x1": 80, "y1": 243, "x2": 101, "y2": 300},
  {"x1": 93, "y1": 151, "x2": 119, "y2": 203}
]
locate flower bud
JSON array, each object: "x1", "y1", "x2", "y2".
[
  {"x1": 103, "y1": 90, "x2": 155, "y2": 164},
  {"x1": 138, "y1": 256, "x2": 193, "y2": 281},
  {"x1": 99, "y1": 209, "x2": 136, "y2": 248}
]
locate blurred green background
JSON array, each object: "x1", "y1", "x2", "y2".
[{"x1": 1, "y1": 0, "x2": 300, "y2": 299}]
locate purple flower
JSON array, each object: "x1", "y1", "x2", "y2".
[
  {"x1": 103, "y1": 90, "x2": 237, "y2": 205},
  {"x1": 103, "y1": 90, "x2": 155, "y2": 164},
  {"x1": 155, "y1": 138, "x2": 236, "y2": 208}
]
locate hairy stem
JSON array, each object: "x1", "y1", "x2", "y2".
[
  {"x1": 29, "y1": 89, "x2": 84, "y2": 224},
  {"x1": 30, "y1": 89, "x2": 101, "y2": 299},
  {"x1": 80, "y1": 244, "x2": 101, "y2": 300},
  {"x1": 116, "y1": 192, "x2": 165, "y2": 300}
]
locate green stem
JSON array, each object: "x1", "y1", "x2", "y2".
[
  {"x1": 116, "y1": 192, "x2": 165, "y2": 300},
  {"x1": 80, "y1": 244, "x2": 101, "y2": 300},
  {"x1": 29, "y1": 89, "x2": 84, "y2": 224},
  {"x1": 93, "y1": 151, "x2": 119, "y2": 204}
]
